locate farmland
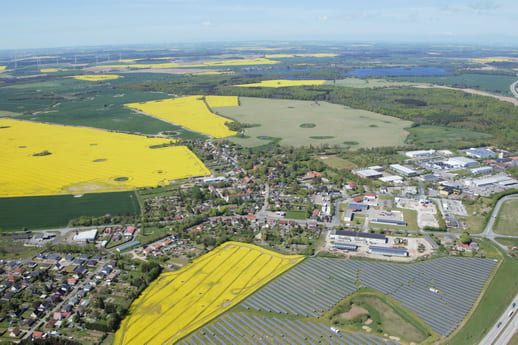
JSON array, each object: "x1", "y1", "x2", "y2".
[
  {"x1": 0, "y1": 119, "x2": 210, "y2": 197},
  {"x1": 235, "y1": 79, "x2": 327, "y2": 88},
  {"x1": 125, "y1": 95, "x2": 238, "y2": 138},
  {"x1": 215, "y1": 97, "x2": 412, "y2": 148},
  {"x1": 114, "y1": 242, "x2": 303, "y2": 345},
  {"x1": 0, "y1": 191, "x2": 139, "y2": 230},
  {"x1": 97, "y1": 58, "x2": 280, "y2": 70},
  {"x1": 71, "y1": 74, "x2": 122, "y2": 81}
]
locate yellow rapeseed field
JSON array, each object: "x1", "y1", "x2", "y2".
[
  {"x1": 40, "y1": 68, "x2": 69, "y2": 73},
  {"x1": 265, "y1": 53, "x2": 338, "y2": 58},
  {"x1": 0, "y1": 119, "x2": 210, "y2": 197},
  {"x1": 71, "y1": 74, "x2": 122, "y2": 81},
  {"x1": 125, "y1": 96, "x2": 238, "y2": 138},
  {"x1": 0, "y1": 66, "x2": 6, "y2": 73},
  {"x1": 114, "y1": 242, "x2": 303, "y2": 345},
  {"x1": 235, "y1": 79, "x2": 327, "y2": 88},
  {"x1": 98, "y1": 58, "x2": 279, "y2": 70}
]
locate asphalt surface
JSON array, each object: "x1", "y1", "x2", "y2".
[{"x1": 479, "y1": 295, "x2": 518, "y2": 345}]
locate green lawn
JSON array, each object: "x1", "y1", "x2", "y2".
[
  {"x1": 493, "y1": 199, "x2": 518, "y2": 236},
  {"x1": 447, "y1": 239, "x2": 518, "y2": 345},
  {"x1": 285, "y1": 210, "x2": 307, "y2": 220},
  {"x1": 318, "y1": 156, "x2": 358, "y2": 170},
  {"x1": 0, "y1": 191, "x2": 140, "y2": 230},
  {"x1": 216, "y1": 97, "x2": 412, "y2": 148}
]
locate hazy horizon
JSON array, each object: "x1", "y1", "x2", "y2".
[{"x1": 2, "y1": 0, "x2": 517, "y2": 50}]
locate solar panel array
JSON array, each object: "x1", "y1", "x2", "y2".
[
  {"x1": 241, "y1": 256, "x2": 496, "y2": 336},
  {"x1": 178, "y1": 312, "x2": 401, "y2": 345},
  {"x1": 241, "y1": 257, "x2": 360, "y2": 317}
]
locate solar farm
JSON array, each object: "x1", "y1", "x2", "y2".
[{"x1": 177, "y1": 256, "x2": 497, "y2": 344}]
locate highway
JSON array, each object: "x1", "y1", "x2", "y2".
[{"x1": 479, "y1": 296, "x2": 518, "y2": 345}]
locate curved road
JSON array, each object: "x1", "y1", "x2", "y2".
[
  {"x1": 511, "y1": 79, "x2": 518, "y2": 99},
  {"x1": 481, "y1": 194, "x2": 518, "y2": 249}
]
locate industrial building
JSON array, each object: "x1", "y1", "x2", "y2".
[
  {"x1": 469, "y1": 176, "x2": 518, "y2": 188},
  {"x1": 419, "y1": 174, "x2": 440, "y2": 182},
  {"x1": 370, "y1": 218, "x2": 407, "y2": 226},
  {"x1": 330, "y1": 230, "x2": 387, "y2": 244},
  {"x1": 343, "y1": 209, "x2": 354, "y2": 222},
  {"x1": 353, "y1": 168, "x2": 383, "y2": 179},
  {"x1": 347, "y1": 203, "x2": 370, "y2": 211},
  {"x1": 368, "y1": 246, "x2": 409, "y2": 257},
  {"x1": 444, "y1": 157, "x2": 479, "y2": 168},
  {"x1": 470, "y1": 166, "x2": 493, "y2": 175},
  {"x1": 73, "y1": 229, "x2": 97, "y2": 242},
  {"x1": 389, "y1": 164, "x2": 417, "y2": 176},
  {"x1": 333, "y1": 243, "x2": 358, "y2": 251},
  {"x1": 466, "y1": 148, "x2": 496, "y2": 159},
  {"x1": 379, "y1": 175, "x2": 404, "y2": 184},
  {"x1": 405, "y1": 149, "x2": 436, "y2": 158}
]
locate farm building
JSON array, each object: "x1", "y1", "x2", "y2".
[
  {"x1": 330, "y1": 230, "x2": 387, "y2": 244},
  {"x1": 333, "y1": 243, "x2": 358, "y2": 251},
  {"x1": 369, "y1": 246, "x2": 409, "y2": 256},
  {"x1": 371, "y1": 218, "x2": 407, "y2": 226},
  {"x1": 347, "y1": 203, "x2": 369, "y2": 211},
  {"x1": 353, "y1": 168, "x2": 383, "y2": 179},
  {"x1": 466, "y1": 148, "x2": 496, "y2": 159},
  {"x1": 73, "y1": 229, "x2": 97, "y2": 242},
  {"x1": 444, "y1": 157, "x2": 478, "y2": 168},
  {"x1": 405, "y1": 149, "x2": 435, "y2": 158},
  {"x1": 389, "y1": 164, "x2": 417, "y2": 176}
]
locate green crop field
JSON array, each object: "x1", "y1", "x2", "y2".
[
  {"x1": 0, "y1": 191, "x2": 140, "y2": 230},
  {"x1": 493, "y1": 199, "x2": 518, "y2": 236},
  {"x1": 391, "y1": 73, "x2": 517, "y2": 96},
  {"x1": 215, "y1": 97, "x2": 412, "y2": 148},
  {"x1": 318, "y1": 156, "x2": 358, "y2": 170},
  {"x1": 0, "y1": 74, "x2": 207, "y2": 139},
  {"x1": 405, "y1": 125, "x2": 493, "y2": 148}
]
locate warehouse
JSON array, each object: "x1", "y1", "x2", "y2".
[
  {"x1": 116, "y1": 241, "x2": 141, "y2": 252},
  {"x1": 343, "y1": 209, "x2": 354, "y2": 222},
  {"x1": 405, "y1": 149, "x2": 435, "y2": 158},
  {"x1": 333, "y1": 243, "x2": 358, "y2": 251},
  {"x1": 369, "y1": 246, "x2": 409, "y2": 257},
  {"x1": 353, "y1": 168, "x2": 383, "y2": 179},
  {"x1": 470, "y1": 176, "x2": 517, "y2": 188},
  {"x1": 371, "y1": 218, "x2": 407, "y2": 226},
  {"x1": 470, "y1": 166, "x2": 493, "y2": 175},
  {"x1": 379, "y1": 175, "x2": 404, "y2": 184},
  {"x1": 73, "y1": 229, "x2": 97, "y2": 242},
  {"x1": 347, "y1": 203, "x2": 369, "y2": 211},
  {"x1": 466, "y1": 148, "x2": 496, "y2": 159},
  {"x1": 331, "y1": 230, "x2": 387, "y2": 244},
  {"x1": 389, "y1": 164, "x2": 417, "y2": 176},
  {"x1": 444, "y1": 157, "x2": 479, "y2": 168}
]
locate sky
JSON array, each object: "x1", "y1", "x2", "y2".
[{"x1": 2, "y1": 0, "x2": 517, "y2": 49}]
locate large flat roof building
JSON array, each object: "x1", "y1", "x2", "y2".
[
  {"x1": 369, "y1": 246, "x2": 409, "y2": 257},
  {"x1": 389, "y1": 164, "x2": 417, "y2": 176},
  {"x1": 445, "y1": 157, "x2": 479, "y2": 168},
  {"x1": 405, "y1": 149, "x2": 435, "y2": 158},
  {"x1": 331, "y1": 230, "x2": 387, "y2": 244},
  {"x1": 466, "y1": 148, "x2": 496, "y2": 159},
  {"x1": 73, "y1": 229, "x2": 97, "y2": 242},
  {"x1": 353, "y1": 168, "x2": 383, "y2": 179}
]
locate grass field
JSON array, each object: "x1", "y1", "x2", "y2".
[
  {"x1": 235, "y1": 79, "x2": 327, "y2": 87},
  {"x1": 0, "y1": 119, "x2": 210, "y2": 197},
  {"x1": 405, "y1": 125, "x2": 493, "y2": 148},
  {"x1": 0, "y1": 191, "x2": 139, "y2": 230},
  {"x1": 328, "y1": 78, "x2": 423, "y2": 88},
  {"x1": 447, "y1": 239, "x2": 518, "y2": 345},
  {"x1": 125, "y1": 95, "x2": 238, "y2": 138},
  {"x1": 216, "y1": 97, "x2": 412, "y2": 148},
  {"x1": 493, "y1": 199, "x2": 518, "y2": 236},
  {"x1": 332, "y1": 293, "x2": 429, "y2": 343},
  {"x1": 318, "y1": 156, "x2": 358, "y2": 170},
  {"x1": 114, "y1": 242, "x2": 303, "y2": 345},
  {"x1": 391, "y1": 73, "x2": 518, "y2": 96}
]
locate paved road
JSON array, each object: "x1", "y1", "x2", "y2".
[
  {"x1": 479, "y1": 295, "x2": 518, "y2": 345},
  {"x1": 510, "y1": 79, "x2": 518, "y2": 99},
  {"x1": 481, "y1": 194, "x2": 518, "y2": 249}
]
